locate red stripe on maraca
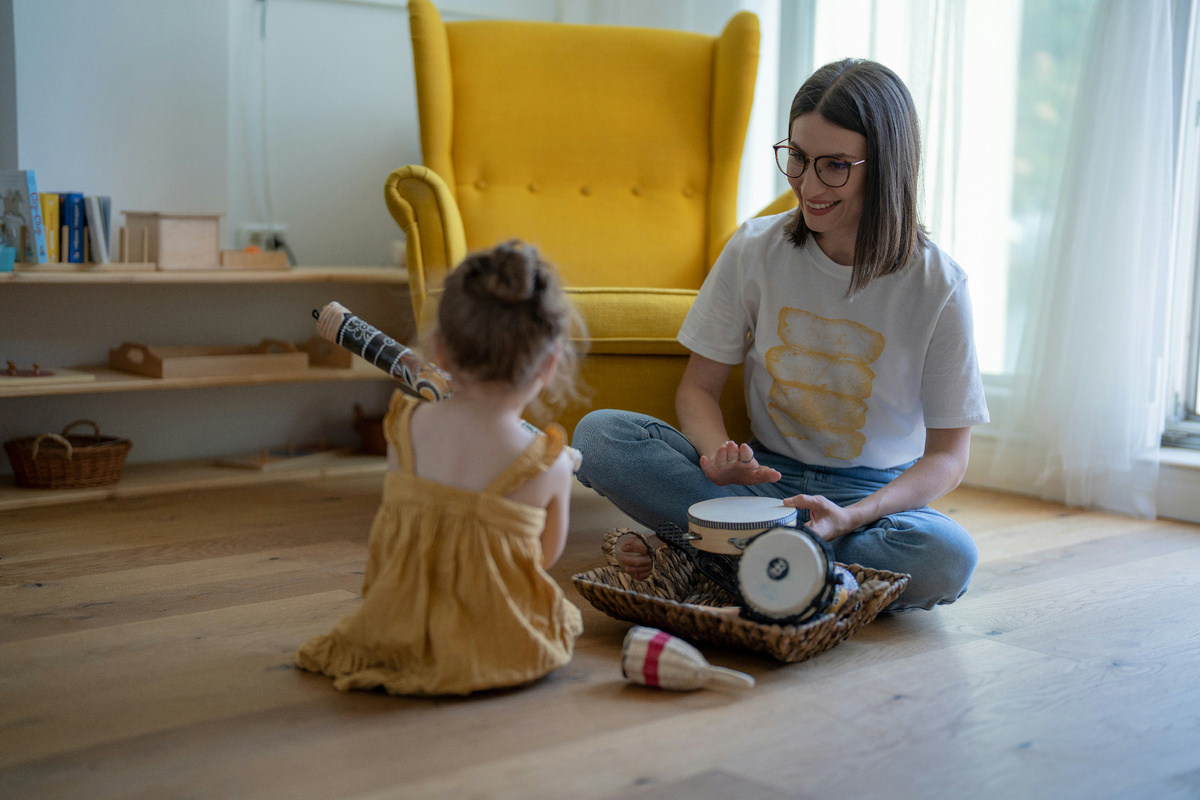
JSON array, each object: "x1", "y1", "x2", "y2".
[{"x1": 643, "y1": 630, "x2": 671, "y2": 687}]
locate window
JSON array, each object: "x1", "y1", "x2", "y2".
[
  {"x1": 778, "y1": 0, "x2": 1095, "y2": 379},
  {"x1": 1162, "y1": 0, "x2": 1200, "y2": 448}
]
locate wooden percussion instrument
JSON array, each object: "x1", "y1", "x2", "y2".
[
  {"x1": 312, "y1": 301, "x2": 582, "y2": 471},
  {"x1": 684, "y1": 496, "x2": 798, "y2": 554},
  {"x1": 621, "y1": 626, "x2": 754, "y2": 691},
  {"x1": 313, "y1": 301, "x2": 451, "y2": 401}
]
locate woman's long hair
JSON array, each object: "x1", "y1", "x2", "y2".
[{"x1": 783, "y1": 58, "x2": 927, "y2": 295}]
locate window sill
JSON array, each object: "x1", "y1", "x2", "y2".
[{"x1": 965, "y1": 432, "x2": 1200, "y2": 525}]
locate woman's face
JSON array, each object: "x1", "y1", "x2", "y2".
[{"x1": 787, "y1": 112, "x2": 868, "y2": 265}]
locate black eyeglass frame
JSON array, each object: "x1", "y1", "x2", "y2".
[{"x1": 772, "y1": 140, "x2": 867, "y2": 188}]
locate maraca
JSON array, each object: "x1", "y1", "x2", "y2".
[{"x1": 621, "y1": 626, "x2": 754, "y2": 691}]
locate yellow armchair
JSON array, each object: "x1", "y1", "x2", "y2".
[{"x1": 386, "y1": 0, "x2": 795, "y2": 440}]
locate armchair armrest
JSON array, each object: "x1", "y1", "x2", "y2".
[
  {"x1": 712, "y1": 191, "x2": 800, "y2": 261},
  {"x1": 754, "y1": 189, "x2": 798, "y2": 218},
  {"x1": 384, "y1": 165, "x2": 468, "y2": 324}
]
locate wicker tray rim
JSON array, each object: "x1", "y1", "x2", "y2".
[{"x1": 572, "y1": 561, "x2": 909, "y2": 663}]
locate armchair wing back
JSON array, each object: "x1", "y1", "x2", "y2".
[{"x1": 386, "y1": 0, "x2": 768, "y2": 438}]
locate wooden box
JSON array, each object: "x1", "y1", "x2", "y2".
[
  {"x1": 297, "y1": 336, "x2": 353, "y2": 368},
  {"x1": 219, "y1": 249, "x2": 288, "y2": 270},
  {"x1": 108, "y1": 340, "x2": 308, "y2": 379},
  {"x1": 123, "y1": 212, "x2": 221, "y2": 270}
]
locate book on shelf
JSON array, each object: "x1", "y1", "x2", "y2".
[
  {"x1": 84, "y1": 195, "x2": 110, "y2": 263},
  {"x1": 60, "y1": 192, "x2": 84, "y2": 263},
  {"x1": 100, "y1": 196, "x2": 111, "y2": 252},
  {"x1": 40, "y1": 192, "x2": 59, "y2": 262},
  {"x1": 0, "y1": 169, "x2": 49, "y2": 263}
]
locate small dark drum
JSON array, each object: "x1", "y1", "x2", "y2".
[{"x1": 735, "y1": 527, "x2": 836, "y2": 624}]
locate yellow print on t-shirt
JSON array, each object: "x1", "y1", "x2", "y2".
[{"x1": 765, "y1": 307, "x2": 885, "y2": 460}]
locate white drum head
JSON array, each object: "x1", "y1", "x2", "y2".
[
  {"x1": 736, "y1": 529, "x2": 828, "y2": 620},
  {"x1": 686, "y1": 496, "x2": 798, "y2": 554}
]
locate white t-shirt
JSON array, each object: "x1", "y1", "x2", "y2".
[{"x1": 678, "y1": 212, "x2": 989, "y2": 469}]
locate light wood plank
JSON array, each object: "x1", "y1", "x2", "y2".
[
  {"x1": 0, "y1": 266, "x2": 408, "y2": 284},
  {"x1": 0, "y1": 590, "x2": 361, "y2": 768},
  {"x1": 1, "y1": 478, "x2": 1198, "y2": 800},
  {"x1": 0, "y1": 359, "x2": 391, "y2": 400},
  {"x1": 0, "y1": 453, "x2": 386, "y2": 512}
]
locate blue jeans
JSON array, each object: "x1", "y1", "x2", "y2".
[{"x1": 572, "y1": 409, "x2": 977, "y2": 611}]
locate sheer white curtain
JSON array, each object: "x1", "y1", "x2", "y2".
[
  {"x1": 986, "y1": 0, "x2": 1176, "y2": 518},
  {"x1": 810, "y1": 0, "x2": 1022, "y2": 374}
]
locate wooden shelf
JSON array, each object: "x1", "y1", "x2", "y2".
[
  {"x1": 0, "y1": 266, "x2": 408, "y2": 284},
  {"x1": 0, "y1": 358, "x2": 393, "y2": 399},
  {"x1": 0, "y1": 453, "x2": 386, "y2": 511}
]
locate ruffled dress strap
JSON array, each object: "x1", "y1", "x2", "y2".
[
  {"x1": 382, "y1": 390, "x2": 421, "y2": 475},
  {"x1": 484, "y1": 423, "x2": 567, "y2": 497}
]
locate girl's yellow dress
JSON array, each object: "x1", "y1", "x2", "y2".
[{"x1": 295, "y1": 391, "x2": 583, "y2": 695}]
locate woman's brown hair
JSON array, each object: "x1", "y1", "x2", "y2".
[
  {"x1": 435, "y1": 240, "x2": 585, "y2": 420},
  {"x1": 783, "y1": 58, "x2": 927, "y2": 295}
]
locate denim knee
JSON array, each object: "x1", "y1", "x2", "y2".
[
  {"x1": 835, "y1": 511, "x2": 978, "y2": 611},
  {"x1": 571, "y1": 409, "x2": 631, "y2": 489},
  {"x1": 884, "y1": 514, "x2": 978, "y2": 611}
]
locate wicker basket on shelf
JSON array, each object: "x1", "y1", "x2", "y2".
[
  {"x1": 572, "y1": 527, "x2": 909, "y2": 663},
  {"x1": 4, "y1": 420, "x2": 132, "y2": 489}
]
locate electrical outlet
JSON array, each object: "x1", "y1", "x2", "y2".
[{"x1": 235, "y1": 223, "x2": 288, "y2": 250}]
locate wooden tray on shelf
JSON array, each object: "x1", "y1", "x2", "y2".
[
  {"x1": 108, "y1": 340, "x2": 308, "y2": 379},
  {"x1": 1, "y1": 364, "x2": 97, "y2": 386},
  {"x1": 216, "y1": 443, "x2": 352, "y2": 471}
]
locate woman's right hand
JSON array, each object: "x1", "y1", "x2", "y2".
[{"x1": 699, "y1": 440, "x2": 782, "y2": 487}]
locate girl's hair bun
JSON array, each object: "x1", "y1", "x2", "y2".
[
  {"x1": 433, "y1": 240, "x2": 587, "y2": 421},
  {"x1": 461, "y1": 240, "x2": 543, "y2": 304}
]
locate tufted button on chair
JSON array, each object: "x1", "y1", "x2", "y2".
[{"x1": 385, "y1": 0, "x2": 797, "y2": 438}]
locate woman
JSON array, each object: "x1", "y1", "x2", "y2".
[{"x1": 572, "y1": 59, "x2": 989, "y2": 611}]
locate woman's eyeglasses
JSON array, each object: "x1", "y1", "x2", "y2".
[{"x1": 773, "y1": 140, "x2": 866, "y2": 188}]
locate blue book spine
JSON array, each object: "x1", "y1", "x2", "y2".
[
  {"x1": 99, "y1": 195, "x2": 112, "y2": 251},
  {"x1": 24, "y1": 171, "x2": 48, "y2": 263},
  {"x1": 61, "y1": 193, "x2": 85, "y2": 263}
]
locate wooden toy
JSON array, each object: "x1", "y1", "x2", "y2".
[
  {"x1": 108, "y1": 340, "x2": 308, "y2": 379},
  {"x1": 621, "y1": 626, "x2": 754, "y2": 691},
  {"x1": 1, "y1": 361, "x2": 96, "y2": 386},
  {"x1": 297, "y1": 335, "x2": 354, "y2": 369},
  {"x1": 123, "y1": 211, "x2": 221, "y2": 270},
  {"x1": 314, "y1": 301, "x2": 451, "y2": 401},
  {"x1": 216, "y1": 442, "x2": 351, "y2": 471},
  {"x1": 219, "y1": 248, "x2": 288, "y2": 270}
]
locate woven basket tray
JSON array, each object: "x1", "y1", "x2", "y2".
[
  {"x1": 4, "y1": 420, "x2": 132, "y2": 490},
  {"x1": 572, "y1": 528, "x2": 909, "y2": 663}
]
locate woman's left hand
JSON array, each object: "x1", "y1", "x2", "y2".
[
  {"x1": 699, "y1": 441, "x2": 782, "y2": 487},
  {"x1": 782, "y1": 493, "x2": 855, "y2": 541}
]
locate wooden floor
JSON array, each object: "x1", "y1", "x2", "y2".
[{"x1": 2, "y1": 476, "x2": 1200, "y2": 800}]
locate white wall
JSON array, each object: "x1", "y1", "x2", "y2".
[
  {"x1": 0, "y1": 0, "x2": 781, "y2": 467},
  {"x1": 12, "y1": 0, "x2": 229, "y2": 230},
  {"x1": 226, "y1": 0, "x2": 420, "y2": 266},
  {"x1": 5, "y1": 0, "x2": 783, "y2": 264},
  {"x1": 0, "y1": 0, "x2": 17, "y2": 171}
]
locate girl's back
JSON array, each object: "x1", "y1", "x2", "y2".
[{"x1": 295, "y1": 391, "x2": 582, "y2": 696}]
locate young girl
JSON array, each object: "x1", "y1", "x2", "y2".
[
  {"x1": 297, "y1": 240, "x2": 584, "y2": 695},
  {"x1": 573, "y1": 58, "x2": 989, "y2": 611}
]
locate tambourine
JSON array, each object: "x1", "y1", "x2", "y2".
[
  {"x1": 656, "y1": 496, "x2": 852, "y2": 626},
  {"x1": 684, "y1": 496, "x2": 798, "y2": 554}
]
